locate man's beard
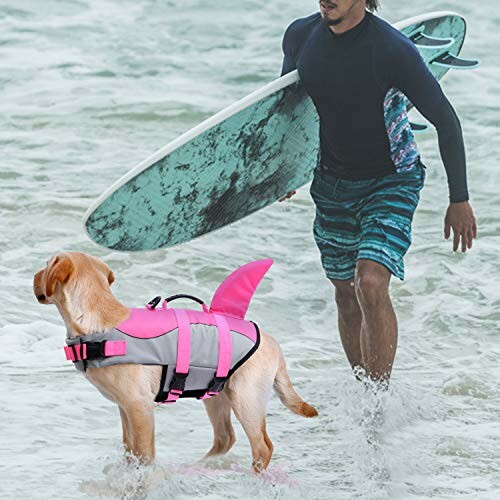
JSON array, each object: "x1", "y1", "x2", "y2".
[{"x1": 322, "y1": 15, "x2": 344, "y2": 26}]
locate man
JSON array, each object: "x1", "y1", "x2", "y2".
[{"x1": 280, "y1": 0, "x2": 477, "y2": 384}]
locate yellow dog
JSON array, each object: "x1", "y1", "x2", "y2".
[{"x1": 34, "y1": 252, "x2": 317, "y2": 472}]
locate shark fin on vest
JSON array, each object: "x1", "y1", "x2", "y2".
[{"x1": 209, "y1": 259, "x2": 273, "y2": 319}]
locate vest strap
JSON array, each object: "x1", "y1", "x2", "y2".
[
  {"x1": 64, "y1": 340, "x2": 127, "y2": 362},
  {"x1": 200, "y1": 313, "x2": 232, "y2": 400},
  {"x1": 164, "y1": 309, "x2": 191, "y2": 404},
  {"x1": 214, "y1": 314, "x2": 232, "y2": 378}
]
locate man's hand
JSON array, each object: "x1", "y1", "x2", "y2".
[
  {"x1": 444, "y1": 201, "x2": 477, "y2": 252},
  {"x1": 279, "y1": 190, "x2": 296, "y2": 202}
]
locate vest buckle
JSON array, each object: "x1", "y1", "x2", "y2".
[
  {"x1": 85, "y1": 341, "x2": 107, "y2": 359},
  {"x1": 206, "y1": 376, "x2": 227, "y2": 395},
  {"x1": 169, "y1": 371, "x2": 188, "y2": 393}
]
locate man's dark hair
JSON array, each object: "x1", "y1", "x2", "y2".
[{"x1": 366, "y1": 0, "x2": 379, "y2": 12}]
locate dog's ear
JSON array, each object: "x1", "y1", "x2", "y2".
[
  {"x1": 87, "y1": 254, "x2": 115, "y2": 286},
  {"x1": 46, "y1": 255, "x2": 74, "y2": 297}
]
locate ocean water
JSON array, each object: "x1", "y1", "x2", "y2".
[{"x1": 1, "y1": 0, "x2": 499, "y2": 498}]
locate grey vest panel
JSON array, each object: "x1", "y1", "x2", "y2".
[{"x1": 66, "y1": 323, "x2": 258, "y2": 394}]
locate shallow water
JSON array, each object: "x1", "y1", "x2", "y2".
[{"x1": 1, "y1": 0, "x2": 499, "y2": 498}]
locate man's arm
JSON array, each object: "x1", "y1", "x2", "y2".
[
  {"x1": 281, "y1": 52, "x2": 296, "y2": 76},
  {"x1": 389, "y1": 40, "x2": 477, "y2": 252},
  {"x1": 390, "y1": 41, "x2": 469, "y2": 203},
  {"x1": 278, "y1": 25, "x2": 300, "y2": 202},
  {"x1": 281, "y1": 27, "x2": 297, "y2": 76}
]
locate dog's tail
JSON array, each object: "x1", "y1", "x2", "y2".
[{"x1": 273, "y1": 350, "x2": 318, "y2": 418}]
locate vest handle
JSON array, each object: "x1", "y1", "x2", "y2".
[
  {"x1": 165, "y1": 294, "x2": 205, "y2": 305},
  {"x1": 164, "y1": 294, "x2": 209, "y2": 313},
  {"x1": 146, "y1": 294, "x2": 209, "y2": 312}
]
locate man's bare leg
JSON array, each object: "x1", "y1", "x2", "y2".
[
  {"x1": 355, "y1": 259, "x2": 397, "y2": 382},
  {"x1": 331, "y1": 279, "x2": 363, "y2": 370}
]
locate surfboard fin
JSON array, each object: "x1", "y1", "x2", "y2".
[
  {"x1": 410, "y1": 122, "x2": 429, "y2": 133},
  {"x1": 410, "y1": 32, "x2": 454, "y2": 49},
  {"x1": 431, "y1": 52, "x2": 480, "y2": 69},
  {"x1": 209, "y1": 259, "x2": 273, "y2": 319}
]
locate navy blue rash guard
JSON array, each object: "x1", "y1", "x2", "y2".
[{"x1": 281, "y1": 11, "x2": 469, "y2": 202}]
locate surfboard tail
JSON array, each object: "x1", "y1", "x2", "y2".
[
  {"x1": 410, "y1": 32, "x2": 455, "y2": 49},
  {"x1": 410, "y1": 122, "x2": 429, "y2": 132},
  {"x1": 209, "y1": 259, "x2": 273, "y2": 319},
  {"x1": 431, "y1": 52, "x2": 480, "y2": 69}
]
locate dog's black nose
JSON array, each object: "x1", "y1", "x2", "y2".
[{"x1": 37, "y1": 294, "x2": 46, "y2": 301}]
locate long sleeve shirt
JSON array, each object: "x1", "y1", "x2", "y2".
[{"x1": 282, "y1": 11, "x2": 469, "y2": 202}]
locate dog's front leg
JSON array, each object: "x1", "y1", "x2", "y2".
[
  {"x1": 120, "y1": 401, "x2": 155, "y2": 464},
  {"x1": 119, "y1": 407, "x2": 132, "y2": 456}
]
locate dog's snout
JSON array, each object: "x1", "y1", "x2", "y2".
[{"x1": 36, "y1": 294, "x2": 46, "y2": 301}]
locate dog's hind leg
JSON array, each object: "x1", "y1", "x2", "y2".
[
  {"x1": 228, "y1": 380, "x2": 274, "y2": 473},
  {"x1": 203, "y1": 391, "x2": 236, "y2": 458},
  {"x1": 232, "y1": 402, "x2": 273, "y2": 473}
]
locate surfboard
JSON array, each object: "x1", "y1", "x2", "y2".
[{"x1": 84, "y1": 11, "x2": 478, "y2": 252}]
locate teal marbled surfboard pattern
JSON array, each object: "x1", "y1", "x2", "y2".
[{"x1": 85, "y1": 14, "x2": 467, "y2": 251}]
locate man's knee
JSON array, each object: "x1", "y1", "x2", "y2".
[
  {"x1": 355, "y1": 260, "x2": 390, "y2": 307},
  {"x1": 331, "y1": 279, "x2": 357, "y2": 312}
]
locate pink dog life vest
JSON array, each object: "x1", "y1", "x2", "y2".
[{"x1": 64, "y1": 259, "x2": 272, "y2": 403}]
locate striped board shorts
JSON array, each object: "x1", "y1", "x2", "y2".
[{"x1": 310, "y1": 162, "x2": 426, "y2": 281}]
